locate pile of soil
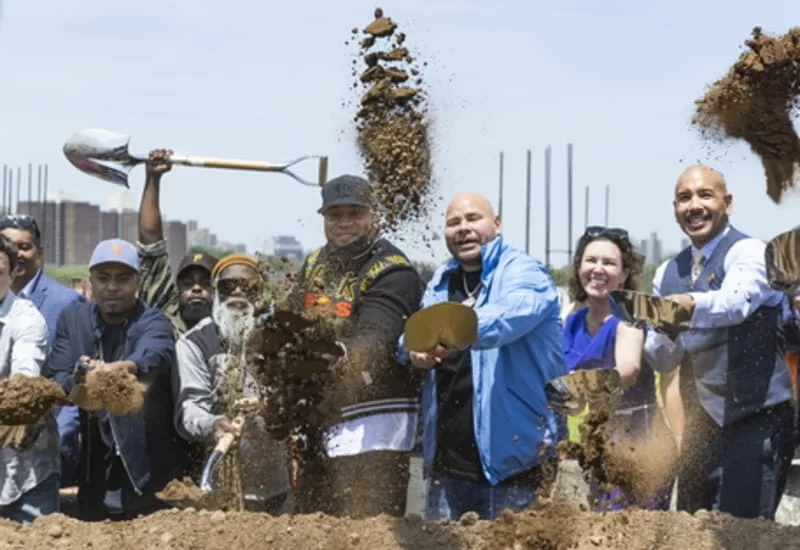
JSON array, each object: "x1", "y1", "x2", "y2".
[
  {"x1": 693, "y1": 27, "x2": 800, "y2": 203},
  {"x1": 349, "y1": 7, "x2": 435, "y2": 232},
  {"x1": 0, "y1": 375, "x2": 69, "y2": 424},
  {"x1": 3, "y1": 502, "x2": 798, "y2": 549}
]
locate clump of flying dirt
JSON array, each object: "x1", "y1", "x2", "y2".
[
  {"x1": 693, "y1": 27, "x2": 800, "y2": 203},
  {"x1": 85, "y1": 367, "x2": 146, "y2": 416},
  {"x1": 559, "y1": 407, "x2": 678, "y2": 510},
  {"x1": 0, "y1": 375, "x2": 70, "y2": 424},
  {"x1": 349, "y1": 7, "x2": 435, "y2": 232}
]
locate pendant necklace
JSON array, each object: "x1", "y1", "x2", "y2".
[{"x1": 461, "y1": 271, "x2": 482, "y2": 308}]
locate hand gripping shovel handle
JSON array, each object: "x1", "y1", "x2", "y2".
[{"x1": 200, "y1": 416, "x2": 246, "y2": 492}]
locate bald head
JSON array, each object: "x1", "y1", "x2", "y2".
[
  {"x1": 446, "y1": 192, "x2": 496, "y2": 219},
  {"x1": 675, "y1": 164, "x2": 728, "y2": 196},
  {"x1": 673, "y1": 164, "x2": 732, "y2": 248},
  {"x1": 444, "y1": 192, "x2": 501, "y2": 271}
]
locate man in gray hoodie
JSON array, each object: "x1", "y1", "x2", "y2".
[{"x1": 173, "y1": 254, "x2": 292, "y2": 513}]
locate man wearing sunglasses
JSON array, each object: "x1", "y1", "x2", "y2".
[
  {"x1": 136, "y1": 149, "x2": 218, "y2": 338},
  {"x1": 0, "y1": 214, "x2": 85, "y2": 490},
  {"x1": 649, "y1": 164, "x2": 794, "y2": 520},
  {"x1": 174, "y1": 254, "x2": 292, "y2": 514}
]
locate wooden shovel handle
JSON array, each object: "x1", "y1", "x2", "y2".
[
  {"x1": 170, "y1": 155, "x2": 285, "y2": 172},
  {"x1": 213, "y1": 416, "x2": 246, "y2": 455}
]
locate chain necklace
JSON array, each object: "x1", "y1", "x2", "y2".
[{"x1": 461, "y1": 271, "x2": 482, "y2": 308}]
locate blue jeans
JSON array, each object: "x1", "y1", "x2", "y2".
[
  {"x1": 425, "y1": 471, "x2": 540, "y2": 521},
  {"x1": 56, "y1": 405, "x2": 81, "y2": 488},
  {"x1": 0, "y1": 473, "x2": 60, "y2": 524}
]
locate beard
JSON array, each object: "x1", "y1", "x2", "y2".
[
  {"x1": 212, "y1": 293, "x2": 256, "y2": 349},
  {"x1": 178, "y1": 299, "x2": 212, "y2": 329}
]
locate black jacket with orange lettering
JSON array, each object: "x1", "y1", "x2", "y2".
[{"x1": 289, "y1": 237, "x2": 424, "y2": 457}]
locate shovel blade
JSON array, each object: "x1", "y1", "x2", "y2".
[
  {"x1": 63, "y1": 128, "x2": 142, "y2": 187},
  {"x1": 766, "y1": 228, "x2": 800, "y2": 294},
  {"x1": 611, "y1": 290, "x2": 692, "y2": 336},
  {"x1": 404, "y1": 302, "x2": 478, "y2": 353}
]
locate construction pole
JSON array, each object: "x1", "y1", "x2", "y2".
[
  {"x1": 6, "y1": 170, "x2": 11, "y2": 216},
  {"x1": 567, "y1": 143, "x2": 574, "y2": 263},
  {"x1": 604, "y1": 184, "x2": 610, "y2": 226},
  {"x1": 27, "y1": 163, "x2": 32, "y2": 205},
  {"x1": 43, "y1": 164, "x2": 49, "y2": 233},
  {"x1": 37, "y1": 164, "x2": 42, "y2": 205},
  {"x1": 525, "y1": 149, "x2": 532, "y2": 254},
  {"x1": 584, "y1": 185, "x2": 590, "y2": 230},
  {"x1": 15, "y1": 166, "x2": 21, "y2": 214},
  {"x1": 498, "y1": 152, "x2": 504, "y2": 220},
  {"x1": 545, "y1": 146, "x2": 552, "y2": 269},
  {"x1": 2, "y1": 165, "x2": 7, "y2": 214}
]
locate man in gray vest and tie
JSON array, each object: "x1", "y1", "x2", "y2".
[{"x1": 649, "y1": 164, "x2": 794, "y2": 519}]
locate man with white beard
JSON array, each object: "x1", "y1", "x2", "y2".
[{"x1": 173, "y1": 254, "x2": 292, "y2": 513}]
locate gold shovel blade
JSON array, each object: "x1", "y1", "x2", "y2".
[
  {"x1": 404, "y1": 302, "x2": 478, "y2": 353},
  {"x1": 611, "y1": 290, "x2": 692, "y2": 333}
]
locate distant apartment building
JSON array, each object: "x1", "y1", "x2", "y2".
[
  {"x1": 17, "y1": 198, "x2": 188, "y2": 270},
  {"x1": 186, "y1": 220, "x2": 247, "y2": 255},
  {"x1": 262, "y1": 235, "x2": 304, "y2": 260},
  {"x1": 637, "y1": 232, "x2": 663, "y2": 265}
]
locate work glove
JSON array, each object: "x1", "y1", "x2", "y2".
[
  {"x1": 0, "y1": 423, "x2": 44, "y2": 451},
  {"x1": 545, "y1": 369, "x2": 622, "y2": 415}
]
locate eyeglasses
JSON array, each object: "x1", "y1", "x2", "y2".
[
  {"x1": 0, "y1": 214, "x2": 42, "y2": 242},
  {"x1": 215, "y1": 278, "x2": 261, "y2": 297},
  {"x1": 583, "y1": 226, "x2": 630, "y2": 243}
]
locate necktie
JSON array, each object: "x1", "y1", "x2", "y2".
[{"x1": 691, "y1": 249, "x2": 704, "y2": 283}]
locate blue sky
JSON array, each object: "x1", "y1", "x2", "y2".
[{"x1": 0, "y1": 0, "x2": 797, "y2": 265}]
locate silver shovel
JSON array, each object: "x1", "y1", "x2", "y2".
[{"x1": 63, "y1": 128, "x2": 329, "y2": 188}]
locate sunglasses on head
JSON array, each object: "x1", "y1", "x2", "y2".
[
  {"x1": 583, "y1": 226, "x2": 630, "y2": 243},
  {"x1": 0, "y1": 214, "x2": 42, "y2": 241}
]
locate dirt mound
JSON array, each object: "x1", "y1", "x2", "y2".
[
  {"x1": 155, "y1": 477, "x2": 237, "y2": 511},
  {"x1": 349, "y1": 7, "x2": 435, "y2": 232},
  {"x1": 0, "y1": 375, "x2": 69, "y2": 425},
  {"x1": 3, "y1": 503, "x2": 798, "y2": 549},
  {"x1": 693, "y1": 27, "x2": 800, "y2": 203}
]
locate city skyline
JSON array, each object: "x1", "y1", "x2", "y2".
[{"x1": 0, "y1": 1, "x2": 796, "y2": 268}]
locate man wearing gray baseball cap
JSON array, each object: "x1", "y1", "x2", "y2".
[{"x1": 49, "y1": 238, "x2": 187, "y2": 521}]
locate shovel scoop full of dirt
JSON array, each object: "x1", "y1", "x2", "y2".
[
  {"x1": 693, "y1": 27, "x2": 800, "y2": 203},
  {"x1": 70, "y1": 366, "x2": 146, "y2": 416},
  {"x1": 0, "y1": 374, "x2": 70, "y2": 425}
]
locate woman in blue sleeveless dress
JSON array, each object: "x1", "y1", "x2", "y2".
[{"x1": 563, "y1": 226, "x2": 674, "y2": 511}]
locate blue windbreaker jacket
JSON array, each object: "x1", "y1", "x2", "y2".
[{"x1": 398, "y1": 235, "x2": 566, "y2": 485}]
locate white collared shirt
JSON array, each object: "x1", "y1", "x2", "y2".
[{"x1": 0, "y1": 290, "x2": 59, "y2": 507}]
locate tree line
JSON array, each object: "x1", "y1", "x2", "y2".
[{"x1": 44, "y1": 244, "x2": 661, "y2": 295}]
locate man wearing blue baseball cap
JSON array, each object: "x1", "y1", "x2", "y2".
[{"x1": 48, "y1": 238, "x2": 187, "y2": 521}]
